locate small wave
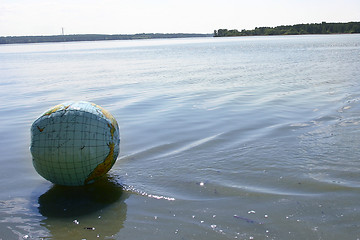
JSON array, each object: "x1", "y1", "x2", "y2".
[
  {"x1": 159, "y1": 133, "x2": 222, "y2": 158},
  {"x1": 119, "y1": 133, "x2": 222, "y2": 162}
]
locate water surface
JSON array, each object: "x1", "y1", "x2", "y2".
[{"x1": 1, "y1": 34, "x2": 360, "y2": 239}]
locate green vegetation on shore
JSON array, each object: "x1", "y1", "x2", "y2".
[
  {"x1": 0, "y1": 33, "x2": 212, "y2": 44},
  {"x1": 2, "y1": 22, "x2": 359, "y2": 44},
  {"x1": 214, "y1": 22, "x2": 360, "y2": 37}
]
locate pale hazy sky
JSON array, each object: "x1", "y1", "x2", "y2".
[{"x1": 1, "y1": 0, "x2": 359, "y2": 36}]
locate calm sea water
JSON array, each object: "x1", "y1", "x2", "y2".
[{"x1": 1, "y1": 34, "x2": 360, "y2": 240}]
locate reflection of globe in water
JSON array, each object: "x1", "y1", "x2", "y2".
[
  {"x1": 30, "y1": 101, "x2": 120, "y2": 186},
  {"x1": 37, "y1": 176, "x2": 128, "y2": 239}
]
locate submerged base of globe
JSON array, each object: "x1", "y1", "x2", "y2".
[{"x1": 30, "y1": 101, "x2": 120, "y2": 186}]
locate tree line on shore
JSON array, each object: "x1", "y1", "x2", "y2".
[
  {"x1": 1, "y1": 22, "x2": 359, "y2": 44},
  {"x1": 214, "y1": 22, "x2": 360, "y2": 37}
]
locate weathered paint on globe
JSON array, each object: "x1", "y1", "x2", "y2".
[{"x1": 30, "y1": 101, "x2": 120, "y2": 186}]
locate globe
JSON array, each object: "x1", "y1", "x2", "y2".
[{"x1": 30, "y1": 101, "x2": 120, "y2": 186}]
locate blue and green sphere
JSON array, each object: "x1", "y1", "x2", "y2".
[{"x1": 30, "y1": 101, "x2": 120, "y2": 186}]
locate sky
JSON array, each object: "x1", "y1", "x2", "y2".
[{"x1": 0, "y1": 0, "x2": 359, "y2": 36}]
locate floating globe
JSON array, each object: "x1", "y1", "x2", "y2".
[{"x1": 30, "y1": 101, "x2": 120, "y2": 186}]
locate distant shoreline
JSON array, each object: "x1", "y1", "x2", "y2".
[
  {"x1": 2, "y1": 21, "x2": 359, "y2": 44},
  {"x1": 0, "y1": 33, "x2": 212, "y2": 45},
  {"x1": 214, "y1": 21, "x2": 360, "y2": 37}
]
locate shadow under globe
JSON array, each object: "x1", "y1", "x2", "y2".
[
  {"x1": 37, "y1": 175, "x2": 128, "y2": 239},
  {"x1": 38, "y1": 175, "x2": 125, "y2": 217}
]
